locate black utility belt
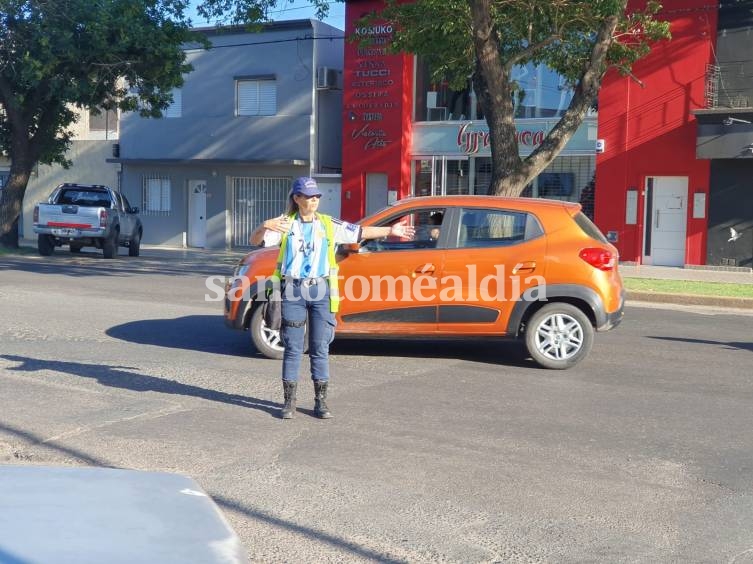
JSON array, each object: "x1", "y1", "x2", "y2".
[{"x1": 283, "y1": 276, "x2": 327, "y2": 288}]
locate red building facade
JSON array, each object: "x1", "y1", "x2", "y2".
[
  {"x1": 595, "y1": 0, "x2": 718, "y2": 266},
  {"x1": 343, "y1": 0, "x2": 728, "y2": 267}
]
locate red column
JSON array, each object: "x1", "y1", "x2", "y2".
[{"x1": 341, "y1": 0, "x2": 414, "y2": 222}]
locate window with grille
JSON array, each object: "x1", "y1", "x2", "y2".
[
  {"x1": 236, "y1": 79, "x2": 277, "y2": 116},
  {"x1": 231, "y1": 177, "x2": 290, "y2": 247},
  {"x1": 141, "y1": 175, "x2": 172, "y2": 215}
]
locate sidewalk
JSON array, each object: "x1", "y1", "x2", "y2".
[
  {"x1": 619, "y1": 263, "x2": 753, "y2": 310},
  {"x1": 619, "y1": 264, "x2": 753, "y2": 285}
]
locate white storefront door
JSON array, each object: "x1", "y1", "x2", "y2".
[{"x1": 644, "y1": 176, "x2": 687, "y2": 267}]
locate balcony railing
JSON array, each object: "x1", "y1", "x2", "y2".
[{"x1": 705, "y1": 62, "x2": 753, "y2": 109}]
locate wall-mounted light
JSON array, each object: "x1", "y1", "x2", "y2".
[{"x1": 722, "y1": 116, "x2": 751, "y2": 126}]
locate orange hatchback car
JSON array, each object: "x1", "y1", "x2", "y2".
[{"x1": 224, "y1": 196, "x2": 624, "y2": 369}]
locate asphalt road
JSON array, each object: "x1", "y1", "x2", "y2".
[{"x1": 1, "y1": 251, "x2": 753, "y2": 563}]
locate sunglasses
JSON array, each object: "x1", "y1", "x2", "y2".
[{"x1": 296, "y1": 194, "x2": 321, "y2": 200}]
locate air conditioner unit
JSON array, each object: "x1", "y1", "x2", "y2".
[{"x1": 316, "y1": 67, "x2": 339, "y2": 90}]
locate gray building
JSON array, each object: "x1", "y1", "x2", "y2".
[{"x1": 111, "y1": 20, "x2": 344, "y2": 249}]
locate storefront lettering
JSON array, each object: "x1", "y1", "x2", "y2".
[
  {"x1": 351, "y1": 80, "x2": 394, "y2": 88},
  {"x1": 347, "y1": 19, "x2": 398, "y2": 153},
  {"x1": 358, "y1": 60, "x2": 385, "y2": 68},
  {"x1": 355, "y1": 91, "x2": 389, "y2": 98},
  {"x1": 456, "y1": 122, "x2": 546, "y2": 154},
  {"x1": 354, "y1": 24, "x2": 393, "y2": 36},
  {"x1": 358, "y1": 47, "x2": 387, "y2": 56},
  {"x1": 354, "y1": 69, "x2": 391, "y2": 78},
  {"x1": 345, "y1": 102, "x2": 395, "y2": 110},
  {"x1": 352, "y1": 123, "x2": 391, "y2": 150}
]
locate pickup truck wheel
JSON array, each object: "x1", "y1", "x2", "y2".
[
  {"x1": 249, "y1": 303, "x2": 308, "y2": 360},
  {"x1": 102, "y1": 230, "x2": 118, "y2": 259},
  {"x1": 37, "y1": 235, "x2": 55, "y2": 256},
  {"x1": 70, "y1": 243, "x2": 83, "y2": 253},
  {"x1": 524, "y1": 303, "x2": 593, "y2": 370},
  {"x1": 128, "y1": 230, "x2": 141, "y2": 257}
]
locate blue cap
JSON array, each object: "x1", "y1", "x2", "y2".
[{"x1": 290, "y1": 177, "x2": 321, "y2": 197}]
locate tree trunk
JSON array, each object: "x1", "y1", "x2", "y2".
[
  {"x1": 0, "y1": 166, "x2": 32, "y2": 249},
  {"x1": 469, "y1": 0, "x2": 525, "y2": 197},
  {"x1": 469, "y1": 0, "x2": 623, "y2": 198}
]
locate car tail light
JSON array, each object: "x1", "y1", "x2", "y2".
[
  {"x1": 33, "y1": 205, "x2": 39, "y2": 224},
  {"x1": 99, "y1": 209, "x2": 108, "y2": 228},
  {"x1": 579, "y1": 247, "x2": 616, "y2": 271}
]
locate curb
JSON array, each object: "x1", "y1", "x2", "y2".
[{"x1": 627, "y1": 290, "x2": 753, "y2": 310}]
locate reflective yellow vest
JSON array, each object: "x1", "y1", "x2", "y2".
[{"x1": 272, "y1": 213, "x2": 340, "y2": 313}]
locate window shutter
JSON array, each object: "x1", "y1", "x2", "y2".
[
  {"x1": 164, "y1": 88, "x2": 182, "y2": 118},
  {"x1": 237, "y1": 80, "x2": 276, "y2": 116},
  {"x1": 258, "y1": 81, "x2": 276, "y2": 115}
]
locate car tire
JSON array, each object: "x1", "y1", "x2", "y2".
[
  {"x1": 249, "y1": 303, "x2": 308, "y2": 360},
  {"x1": 70, "y1": 243, "x2": 83, "y2": 253},
  {"x1": 524, "y1": 302, "x2": 594, "y2": 370},
  {"x1": 102, "y1": 230, "x2": 118, "y2": 259},
  {"x1": 128, "y1": 229, "x2": 141, "y2": 257},
  {"x1": 37, "y1": 235, "x2": 55, "y2": 256},
  {"x1": 250, "y1": 303, "x2": 285, "y2": 360}
]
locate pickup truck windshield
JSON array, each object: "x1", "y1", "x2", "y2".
[{"x1": 57, "y1": 189, "x2": 111, "y2": 208}]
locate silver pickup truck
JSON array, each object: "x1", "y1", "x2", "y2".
[{"x1": 33, "y1": 183, "x2": 143, "y2": 258}]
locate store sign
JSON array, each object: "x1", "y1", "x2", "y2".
[
  {"x1": 344, "y1": 14, "x2": 402, "y2": 152},
  {"x1": 351, "y1": 123, "x2": 391, "y2": 150},
  {"x1": 411, "y1": 119, "x2": 597, "y2": 157},
  {"x1": 457, "y1": 122, "x2": 546, "y2": 154}
]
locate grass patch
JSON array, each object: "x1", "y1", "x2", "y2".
[{"x1": 625, "y1": 277, "x2": 753, "y2": 299}]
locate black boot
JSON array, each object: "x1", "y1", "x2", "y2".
[
  {"x1": 313, "y1": 380, "x2": 332, "y2": 419},
  {"x1": 281, "y1": 381, "x2": 297, "y2": 419}
]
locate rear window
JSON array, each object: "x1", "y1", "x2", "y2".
[
  {"x1": 458, "y1": 208, "x2": 544, "y2": 248},
  {"x1": 573, "y1": 212, "x2": 608, "y2": 244},
  {"x1": 58, "y1": 189, "x2": 111, "y2": 207}
]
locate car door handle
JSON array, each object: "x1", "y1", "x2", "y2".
[
  {"x1": 413, "y1": 263, "x2": 435, "y2": 276},
  {"x1": 512, "y1": 261, "x2": 536, "y2": 274}
]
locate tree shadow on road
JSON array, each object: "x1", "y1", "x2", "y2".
[
  {"x1": 212, "y1": 493, "x2": 407, "y2": 564},
  {"x1": 106, "y1": 315, "x2": 253, "y2": 357},
  {"x1": 647, "y1": 336, "x2": 753, "y2": 353},
  {"x1": 0, "y1": 354, "x2": 281, "y2": 417}
]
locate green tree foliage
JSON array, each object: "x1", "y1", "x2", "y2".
[
  {"x1": 0, "y1": 0, "x2": 197, "y2": 247},
  {"x1": 375, "y1": 0, "x2": 671, "y2": 196},
  {"x1": 195, "y1": 0, "x2": 333, "y2": 25}
]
